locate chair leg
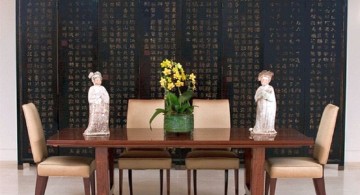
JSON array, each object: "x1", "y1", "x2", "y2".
[
  {"x1": 160, "y1": 169, "x2": 164, "y2": 195},
  {"x1": 265, "y1": 172, "x2": 270, "y2": 195},
  {"x1": 166, "y1": 169, "x2": 170, "y2": 195},
  {"x1": 267, "y1": 174, "x2": 277, "y2": 195},
  {"x1": 83, "y1": 173, "x2": 96, "y2": 195},
  {"x1": 224, "y1": 170, "x2": 228, "y2": 195},
  {"x1": 234, "y1": 169, "x2": 239, "y2": 195},
  {"x1": 35, "y1": 175, "x2": 48, "y2": 195},
  {"x1": 187, "y1": 169, "x2": 191, "y2": 195},
  {"x1": 128, "y1": 169, "x2": 133, "y2": 195},
  {"x1": 265, "y1": 172, "x2": 277, "y2": 195},
  {"x1": 313, "y1": 177, "x2": 326, "y2": 195},
  {"x1": 83, "y1": 177, "x2": 91, "y2": 195},
  {"x1": 119, "y1": 169, "x2": 123, "y2": 195},
  {"x1": 90, "y1": 172, "x2": 95, "y2": 195},
  {"x1": 193, "y1": 170, "x2": 197, "y2": 195}
]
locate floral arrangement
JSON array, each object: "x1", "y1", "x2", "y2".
[{"x1": 149, "y1": 59, "x2": 196, "y2": 128}]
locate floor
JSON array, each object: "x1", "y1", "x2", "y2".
[{"x1": 1, "y1": 162, "x2": 360, "y2": 195}]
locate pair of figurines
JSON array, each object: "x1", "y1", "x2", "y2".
[
  {"x1": 83, "y1": 71, "x2": 110, "y2": 136},
  {"x1": 249, "y1": 70, "x2": 277, "y2": 137}
]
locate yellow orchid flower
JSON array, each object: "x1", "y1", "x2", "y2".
[
  {"x1": 172, "y1": 67, "x2": 179, "y2": 74},
  {"x1": 189, "y1": 73, "x2": 196, "y2": 81},
  {"x1": 181, "y1": 72, "x2": 186, "y2": 80},
  {"x1": 167, "y1": 83, "x2": 175, "y2": 90},
  {"x1": 159, "y1": 78, "x2": 166, "y2": 87},
  {"x1": 163, "y1": 68, "x2": 171, "y2": 75},
  {"x1": 175, "y1": 80, "x2": 184, "y2": 87},
  {"x1": 173, "y1": 71, "x2": 182, "y2": 80},
  {"x1": 175, "y1": 62, "x2": 182, "y2": 69},
  {"x1": 161, "y1": 59, "x2": 171, "y2": 68}
]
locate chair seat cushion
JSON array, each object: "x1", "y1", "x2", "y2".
[
  {"x1": 265, "y1": 157, "x2": 323, "y2": 178},
  {"x1": 118, "y1": 150, "x2": 172, "y2": 169},
  {"x1": 185, "y1": 150, "x2": 239, "y2": 169},
  {"x1": 38, "y1": 156, "x2": 95, "y2": 177}
]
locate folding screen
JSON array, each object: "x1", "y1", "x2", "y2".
[{"x1": 17, "y1": 0, "x2": 346, "y2": 168}]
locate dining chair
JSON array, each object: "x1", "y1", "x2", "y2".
[
  {"x1": 22, "y1": 103, "x2": 96, "y2": 195},
  {"x1": 265, "y1": 103, "x2": 339, "y2": 195},
  {"x1": 118, "y1": 99, "x2": 172, "y2": 195},
  {"x1": 185, "y1": 99, "x2": 239, "y2": 195}
]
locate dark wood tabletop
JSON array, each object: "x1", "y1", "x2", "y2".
[{"x1": 47, "y1": 127, "x2": 313, "y2": 148}]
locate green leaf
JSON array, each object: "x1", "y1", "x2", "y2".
[
  {"x1": 166, "y1": 92, "x2": 180, "y2": 106},
  {"x1": 179, "y1": 90, "x2": 193, "y2": 104},
  {"x1": 174, "y1": 104, "x2": 181, "y2": 112},
  {"x1": 149, "y1": 108, "x2": 166, "y2": 130},
  {"x1": 162, "y1": 90, "x2": 194, "y2": 114},
  {"x1": 179, "y1": 103, "x2": 192, "y2": 113}
]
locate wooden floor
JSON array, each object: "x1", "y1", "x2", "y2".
[{"x1": 1, "y1": 162, "x2": 360, "y2": 195}]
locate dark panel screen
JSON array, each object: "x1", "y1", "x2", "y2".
[{"x1": 17, "y1": 0, "x2": 347, "y2": 166}]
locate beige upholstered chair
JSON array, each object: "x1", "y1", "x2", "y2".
[
  {"x1": 265, "y1": 104, "x2": 339, "y2": 195},
  {"x1": 22, "y1": 103, "x2": 96, "y2": 195},
  {"x1": 118, "y1": 99, "x2": 172, "y2": 195},
  {"x1": 185, "y1": 99, "x2": 239, "y2": 195}
]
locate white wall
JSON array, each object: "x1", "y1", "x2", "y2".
[
  {"x1": 1, "y1": 0, "x2": 359, "y2": 162},
  {"x1": 0, "y1": 0, "x2": 17, "y2": 161},
  {"x1": 345, "y1": 0, "x2": 360, "y2": 162}
]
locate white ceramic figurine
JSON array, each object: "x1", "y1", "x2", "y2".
[
  {"x1": 249, "y1": 70, "x2": 277, "y2": 136},
  {"x1": 83, "y1": 71, "x2": 110, "y2": 136}
]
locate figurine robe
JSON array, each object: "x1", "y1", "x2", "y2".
[
  {"x1": 83, "y1": 85, "x2": 110, "y2": 136},
  {"x1": 251, "y1": 85, "x2": 277, "y2": 134}
]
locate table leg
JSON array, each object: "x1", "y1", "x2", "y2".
[
  {"x1": 95, "y1": 147, "x2": 110, "y2": 195},
  {"x1": 243, "y1": 148, "x2": 265, "y2": 195},
  {"x1": 244, "y1": 149, "x2": 251, "y2": 194},
  {"x1": 108, "y1": 148, "x2": 114, "y2": 191}
]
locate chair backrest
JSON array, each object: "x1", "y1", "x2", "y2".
[
  {"x1": 126, "y1": 99, "x2": 164, "y2": 128},
  {"x1": 192, "y1": 99, "x2": 231, "y2": 128},
  {"x1": 22, "y1": 103, "x2": 48, "y2": 163},
  {"x1": 313, "y1": 104, "x2": 339, "y2": 165}
]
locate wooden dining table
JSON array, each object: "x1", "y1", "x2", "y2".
[{"x1": 47, "y1": 127, "x2": 314, "y2": 195}]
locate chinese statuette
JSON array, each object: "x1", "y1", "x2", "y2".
[
  {"x1": 249, "y1": 70, "x2": 277, "y2": 136},
  {"x1": 83, "y1": 71, "x2": 110, "y2": 136}
]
